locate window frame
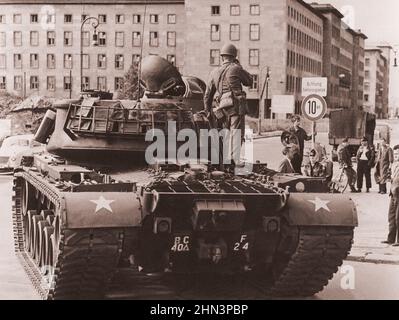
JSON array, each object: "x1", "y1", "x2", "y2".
[
  {"x1": 64, "y1": 31, "x2": 73, "y2": 46},
  {"x1": 97, "y1": 54, "x2": 107, "y2": 69},
  {"x1": 229, "y1": 24, "x2": 240, "y2": 41},
  {"x1": 64, "y1": 14, "x2": 73, "y2": 23},
  {"x1": 167, "y1": 31, "x2": 176, "y2": 47},
  {"x1": 116, "y1": 14, "x2": 125, "y2": 24},
  {"x1": 210, "y1": 49, "x2": 220, "y2": 66},
  {"x1": 211, "y1": 5, "x2": 220, "y2": 16},
  {"x1": 115, "y1": 31, "x2": 125, "y2": 47},
  {"x1": 250, "y1": 4, "x2": 260, "y2": 15},
  {"x1": 14, "y1": 76, "x2": 22, "y2": 90},
  {"x1": 210, "y1": 24, "x2": 221, "y2": 41},
  {"x1": 63, "y1": 54, "x2": 73, "y2": 69},
  {"x1": 249, "y1": 24, "x2": 260, "y2": 41},
  {"x1": 249, "y1": 49, "x2": 259, "y2": 66},
  {"x1": 115, "y1": 54, "x2": 124, "y2": 70},
  {"x1": 47, "y1": 76, "x2": 56, "y2": 91},
  {"x1": 30, "y1": 31, "x2": 39, "y2": 46},
  {"x1": 30, "y1": 53, "x2": 39, "y2": 69},
  {"x1": 149, "y1": 31, "x2": 159, "y2": 47},
  {"x1": 30, "y1": 14, "x2": 38, "y2": 23},
  {"x1": 47, "y1": 54, "x2": 56, "y2": 69},
  {"x1": 230, "y1": 5, "x2": 240, "y2": 16},
  {"x1": 30, "y1": 76, "x2": 39, "y2": 90},
  {"x1": 167, "y1": 14, "x2": 176, "y2": 24}
]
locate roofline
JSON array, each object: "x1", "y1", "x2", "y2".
[
  {"x1": 310, "y1": 3, "x2": 344, "y2": 19},
  {"x1": 347, "y1": 28, "x2": 368, "y2": 40},
  {"x1": 0, "y1": 0, "x2": 184, "y2": 4},
  {"x1": 295, "y1": 0, "x2": 326, "y2": 20}
]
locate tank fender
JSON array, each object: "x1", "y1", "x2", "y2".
[
  {"x1": 61, "y1": 192, "x2": 143, "y2": 229},
  {"x1": 282, "y1": 193, "x2": 358, "y2": 227}
]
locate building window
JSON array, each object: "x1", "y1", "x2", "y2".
[
  {"x1": 47, "y1": 54, "x2": 56, "y2": 69},
  {"x1": 98, "y1": 54, "x2": 107, "y2": 68},
  {"x1": 250, "y1": 74, "x2": 259, "y2": 91},
  {"x1": 46, "y1": 14, "x2": 55, "y2": 24},
  {"x1": 167, "y1": 54, "x2": 176, "y2": 66},
  {"x1": 167, "y1": 14, "x2": 176, "y2": 24},
  {"x1": 82, "y1": 31, "x2": 89, "y2": 47},
  {"x1": 365, "y1": 58, "x2": 370, "y2": 66},
  {"x1": 99, "y1": 32, "x2": 107, "y2": 46},
  {"x1": 150, "y1": 32, "x2": 159, "y2": 47},
  {"x1": 79, "y1": 54, "x2": 88, "y2": 69},
  {"x1": 30, "y1": 14, "x2": 38, "y2": 23},
  {"x1": 249, "y1": 49, "x2": 259, "y2": 66},
  {"x1": 14, "y1": 54, "x2": 22, "y2": 69},
  {"x1": 230, "y1": 5, "x2": 240, "y2": 16},
  {"x1": 115, "y1": 77, "x2": 123, "y2": 90},
  {"x1": 47, "y1": 31, "x2": 56, "y2": 46},
  {"x1": 81, "y1": 77, "x2": 90, "y2": 90},
  {"x1": 115, "y1": 54, "x2": 124, "y2": 69},
  {"x1": 13, "y1": 14, "x2": 22, "y2": 24},
  {"x1": 364, "y1": 94, "x2": 369, "y2": 102},
  {"x1": 81, "y1": 14, "x2": 88, "y2": 22},
  {"x1": 13, "y1": 32, "x2": 22, "y2": 46},
  {"x1": 364, "y1": 82, "x2": 370, "y2": 91},
  {"x1": 133, "y1": 14, "x2": 141, "y2": 24},
  {"x1": 64, "y1": 54, "x2": 72, "y2": 69},
  {"x1": 98, "y1": 14, "x2": 107, "y2": 24},
  {"x1": 64, "y1": 14, "x2": 72, "y2": 23},
  {"x1": 30, "y1": 76, "x2": 39, "y2": 90},
  {"x1": 97, "y1": 77, "x2": 107, "y2": 90},
  {"x1": 0, "y1": 15, "x2": 5, "y2": 23},
  {"x1": 115, "y1": 32, "x2": 124, "y2": 47},
  {"x1": 250, "y1": 24, "x2": 260, "y2": 40},
  {"x1": 150, "y1": 14, "x2": 159, "y2": 24},
  {"x1": 167, "y1": 32, "x2": 176, "y2": 47},
  {"x1": 230, "y1": 24, "x2": 240, "y2": 41},
  {"x1": 116, "y1": 14, "x2": 125, "y2": 24},
  {"x1": 0, "y1": 54, "x2": 5, "y2": 69},
  {"x1": 30, "y1": 54, "x2": 39, "y2": 68},
  {"x1": 30, "y1": 31, "x2": 39, "y2": 46},
  {"x1": 365, "y1": 70, "x2": 370, "y2": 79},
  {"x1": 47, "y1": 76, "x2": 56, "y2": 91},
  {"x1": 64, "y1": 31, "x2": 73, "y2": 46},
  {"x1": 132, "y1": 32, "x2": 141, "y2": 47},
  {"x1": 250, "y1": 4, "x2": 260, "y2": 15},
  {"x1": 132, "y1": 54, "x2": 141, "y2": 64},
  {"x1": 211, "y1": 6, "x2": 220, "y2": 15},
  {"x1": 0, "y1": 76, "x2": 6, "y2": 89},
  {"x1": 210, "y1": 49, "x2": 220, "y2": 66},
  {"x1": 64, "y1": 76, "x2": 72, "y2": 90},
  {"x1": 14, "y1": 76, "x2": 22, "y2": 90},
  {"x1": 211, "y1": 24, "x2": 220, "y2": 41},
  {"x1": 0, "y1": 32, "x2": 5, "y2": 47}
]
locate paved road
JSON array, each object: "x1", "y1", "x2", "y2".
[{"x1": 1, "y1": 119, "x2": 398, "y2": 300}]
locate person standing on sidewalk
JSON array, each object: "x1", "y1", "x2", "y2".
[
  {"x1": 338, "y1": 138, "x2": 358, "y2": 193},
  {"x1": 375, "y1": 138, "x2": 393, "y2": 194},
  {"x1": 382, "y1": 145, "x2": 399, "y2": 246},
  {"x1": 356, "y1": 137, "x2": 375, "y2": 193}
]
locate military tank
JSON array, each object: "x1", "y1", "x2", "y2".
[{"x1": 12, "y1": 56, "x2": 357, "y2": 299}]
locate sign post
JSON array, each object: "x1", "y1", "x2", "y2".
[{"x1": 301, "y1": 94, "x2": 327, "y2": 149}]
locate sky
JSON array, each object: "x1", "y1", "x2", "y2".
[{"x1": 304, "y1": 0, "x2": 399, "y2": 107}]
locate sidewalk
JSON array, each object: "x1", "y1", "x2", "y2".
[{"x1": 347, "y1": 187, "x2": 399, "y2": 265}]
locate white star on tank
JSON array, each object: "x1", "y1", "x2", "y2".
[
  {"x1": 308, "y1": 197, "x2": 331, "y2": 213},
  {"x1": 90, "y1": 196, "x2": 115, "y2": 213}
]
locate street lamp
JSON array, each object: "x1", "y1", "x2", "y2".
[
  {"x1": 258, "y1": 66, "x2": 270, "y2": 135},
  {"x1": 80, "y1": 16, "x2": 99, "y2": 92}
]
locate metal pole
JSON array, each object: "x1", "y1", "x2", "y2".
[
  {"x1": 69, "y1": 70, "x2": 72, "y2": 98},
  {"x1": 258, "y1": 67, "x2": 269, "y2": 134}
]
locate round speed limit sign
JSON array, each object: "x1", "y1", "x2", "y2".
[{"x1": 301, "y1": 94, "x2": 327, "y2": 121}]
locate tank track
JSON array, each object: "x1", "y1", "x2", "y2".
[
  {"x1": 266, "y1": 226, "x2": 354, "y2": 297},
  {"x1": 12, "y1": 171, "x2": 124, "y2": 300}
]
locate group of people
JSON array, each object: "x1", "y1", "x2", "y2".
[{"x1": 202, "y1": 42, "x2": 399, "y2": 246}]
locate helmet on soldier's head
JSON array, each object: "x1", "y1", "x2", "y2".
[{"x1": 220, "y1": 44, "x2": 238, "y2": 57}]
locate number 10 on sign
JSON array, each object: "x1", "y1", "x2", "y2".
[{"x1": 301, "y1": 94, "x2": 327, "y2": 122}]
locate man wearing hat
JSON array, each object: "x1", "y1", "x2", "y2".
[
  {"x1": 338, "y1": 137, "x2": 358, "y2": 192},
  {"x1": 204, "y1": 44, "x2": 253, "y2": 164},
  {"x1": 356, "y1": 137, "x2": 375, "y2": 192},
  {"x1": 278, "y1": 146, "x2": 296, "y2": 174}
]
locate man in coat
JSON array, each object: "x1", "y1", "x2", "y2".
[
  {"x1": 356, "y1": 137, "x2": 375, "y2": 193},
  {"x1": 382, "y1": 145, "x2": 399, "y2": 246},
  {"x1": 278, "y1": 146, "x2": 296, "y2": 174},
  {"x1": 338, "y1": 138, "x2": 357, "y2": 193},
  {"x1": 375, "y1": 138, "x2": 393, "y2": 194}
]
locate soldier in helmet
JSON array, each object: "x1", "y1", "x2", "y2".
[{"x1": 204, "y1": 43, "x2": 253, "y2": 165}]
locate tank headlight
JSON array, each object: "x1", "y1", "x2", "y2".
[
  {"x1": 153, "y1": 217, "x2": 172, "y2": 234},
  {"x1": 295, "y1": 182, "x2": 306, "y2": 192}
]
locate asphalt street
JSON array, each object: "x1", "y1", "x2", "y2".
[{"x1": 0, "y1": 119, "x2": 398, "y2": 299}]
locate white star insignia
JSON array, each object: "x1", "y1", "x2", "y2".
[
  {"x1": 90, "y1": 196, "x2": 115, "y2": 213},
  {"x1": 308, "y1": 197, "x2": 331, "y2": 213}
]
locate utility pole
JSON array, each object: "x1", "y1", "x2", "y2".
[{"x1": 258, "y1": 67, "x2": 270, "y2": 134}]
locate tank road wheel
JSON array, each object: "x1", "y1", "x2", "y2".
[
  {"x1": 31, "y1": 215, "x2": 44, "y2": 259},
  {"x1": 25, "y1": 210, "x2": 38, "y2": 252},
  {"x1": 36, "y1": 220, "x2": 51, "y2": 266},
  {"x1": 22, "y1": 181, "x2": 35, "y2": 216},
  {"x1": 43, "y1": 226, "x2": 54, "y2": 269}
]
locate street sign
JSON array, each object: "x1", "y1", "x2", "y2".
[
  {"x1": 301, "y1": 94, "x2": 327, "y2": 121},
  {"x1": 301, "y1": 77, "x2": 328, "y2": 97},
  {"x1": 271, "y1": 95, "x2": 295, "y2": 114}
]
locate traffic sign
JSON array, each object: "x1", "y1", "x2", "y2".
[
  {"x1": 301, "y1": 94, "x2": 327, "y2": 121},
  {"x1": 302, "y1": 77, "x2": 327, "y2": 97}
]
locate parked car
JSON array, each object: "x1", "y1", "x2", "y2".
[{"x1": 0, "y1": 134, "x2": 45, "y2": 174}]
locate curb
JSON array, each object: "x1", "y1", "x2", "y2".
[
  {"x1": 347, "y1": 252, "x2": 399, "y2": 265},
  {"x1": 253, "y1": 130, "x2": 283, "y2": 140}
]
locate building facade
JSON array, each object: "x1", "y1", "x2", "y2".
[
  {"x1": 0, "y1": 0, "x2": 185, "y2": 98},
  {"x1": 364, "y1": 47, "x2": 390, "y2": 118}
]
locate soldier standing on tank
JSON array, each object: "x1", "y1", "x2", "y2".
[
  {"x1": 382, "y1": 145, "x2": 399, "y2": 246},
  {"x1": 204, "y1": 43, "x2": 253, "y2": 166}
]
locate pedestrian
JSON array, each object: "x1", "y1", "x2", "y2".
[
  {"x1": 375, "y1": 138, "x2": 393, "y2": 194},
  {"x1": 278, "y1": 146, "x2": 296, "y2": 174},
  {"x1": 288, "y1": 115, "x2": 314, "y2": 172},
  {"x1": 381, "y1": 145, "x2": 399, "y2": 246},
  {"x1": 337, "y1": 137, "x2": 358, "y2": 193},
  {"x1": 304, "y1": 149, "x2": 334, "y2": 182},
  {"x1": 203, "y1": 43, "x2": 252, "y2": 166},
  {"x1": 356, "y1": 137, "x2": 375, "y2": 193}
]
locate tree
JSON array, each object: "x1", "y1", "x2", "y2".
[{"x1": 117, "y1": 62, "x2": 144, "y2": 100}]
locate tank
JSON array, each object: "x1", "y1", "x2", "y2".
[{"x1": 12, "y1": 56, "x2": 357, "y2": 299}]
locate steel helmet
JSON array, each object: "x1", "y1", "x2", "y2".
[{"x1": 220, "y1": 43, "x2": 238, "y2": 57}]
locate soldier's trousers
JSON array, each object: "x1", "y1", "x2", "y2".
[
  {"x1": 344, "y1": 167, "x2": 357, "y2": 187},
  {"x1": 357, "y1": 160, "x2": 372, "y2": 190},
  {"x1": 387, "y1": 195, "x2": 399, "y2": 243},
  {"x1": 222, "y1": 113, "x2": 245, "y2": 164}
]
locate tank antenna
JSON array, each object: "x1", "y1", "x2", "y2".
[{"x1": 137, "y1": 0, "x2": 148, "y2": 101}]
